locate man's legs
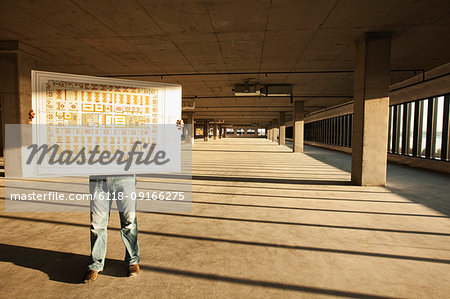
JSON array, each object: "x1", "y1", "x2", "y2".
[
  {"x1": 86, "y1": 175, "x2": 139, "y2": 281},
  {"x1": 113, "y1": 175, "x2": 140, "y2": 266},
  {"x1": 119, "y1": 212, "x2": 139, "y2": 265},
  {"x1": 88, "y1": 177, "x2": 112, "y2": 272}
]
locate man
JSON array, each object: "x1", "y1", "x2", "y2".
[
  {"x1": 28, "y1": 110, "x2": 140, "y2": 283},
  {"x1": 29, "y1": 109, "x2": 183, "y2": 283},
  {"x1": 84, "y1": 120, "x2": 184, "y2": 282}
]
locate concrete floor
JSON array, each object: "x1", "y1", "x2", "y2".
[{"x1": 1, "y1": 138, "x2": 449, "y2": 298}]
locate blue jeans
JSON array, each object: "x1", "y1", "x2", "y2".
[{"x1": 88, "y1": 175, "x2": 139, "y2": 271}]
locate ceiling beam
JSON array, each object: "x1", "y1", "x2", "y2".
[
  {"x1": 183, "y1": 95, "x2": 352, "y2": 99},
  {"x1": 190, "y1": 105, "x2": 325, "y2": 112},
  {"x1": 101, "y1": 69, "x2": 422, "y2": 78}
]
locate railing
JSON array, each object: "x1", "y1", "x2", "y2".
[{"x1": 305, "y1": 114, "x2": 352, "y2": 148}]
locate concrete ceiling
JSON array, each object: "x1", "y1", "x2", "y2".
[{"x1": 1, "y1": 0, "x2": 449, "y2": 125}]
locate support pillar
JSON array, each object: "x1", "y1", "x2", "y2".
[
  {"x1": 186, "y1": 113, "x2": 195, "y2": 144},
  {"x1": 218, "y1": 125, "x2": 222, "y2": 139},
  {"x1": 204, "y1": 121, "x2": 209, "y2": 141},
  {"x1": 268, "y1": 125, "x2": 272, "y2": 140},
  {"x1": 272, "y1": 119, "x2": 278, "y2": 143},
  {"x1": 213, "y1": 123, "x2": 217, "y2": 140},
  {"x1": 351, "y1": 32, "x2": 391, "y2": 186},
  {"x1": 293, "y1": 101, "x2": 304, "y2": 152},
  {"x1": 0, "y1": 41, "x2": 37, "y2": 177},
  {"x1": 279, "y1": 112, "x2": 286, "y2": 145}
]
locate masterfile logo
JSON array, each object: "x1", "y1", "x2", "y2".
[
  {"x1": 26, "y1": 141, "x2": 170, "y2": 171},
  {"x1": 6, "y1": 124, "x2": 188, "y2": 177}
]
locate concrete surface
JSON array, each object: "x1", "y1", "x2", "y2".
[
  {"x1": 1, "y1": 1, "x2": 449, "y2": 125},
  {"x1": 1, "y1": 138, "x2": 450, "y2": 298}
]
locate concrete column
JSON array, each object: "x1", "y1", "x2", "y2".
[
  {"x1": 351, "y1": 32, "x2": 391, "y2": 186},
  {"x1": 204, "y1": 121, "x2": 209, "y2": 141},
  {"x1": 265, "y1": 127, "x2": 269, "y2": 139},
  {"x1": 234, "y1": 128, "x2": 237, "y2": 136},
  {"x1": 213, "y1": 123, "x2": 217, "y2": 140},
  {"x1": 0, "y1": 42, "x2": 37, "y2": 126},
  {"x1": 272, "y1": 119, "x2": 278, "y2": 143},
  {"x1": 244, "y1": 128, "x2": 247, "y2": 135},
  {"x1": 293, "y1": 101, "x2": 304, "y2": 152},
  {"x1": 268, "y1": 125, "x2": 272, "y2": 140},
  {"x1": 1, "y1": 41, "x2": 37, "y2": 177},
  {"x1": 186, "y1": 113, "x2": 195, "y2": 144},
  {"x1": 279, "y1": 112, "x2": 286, "y2": 145},
  {"x1": 218, "y1": 125, "x2": 222, "y2": 139}
]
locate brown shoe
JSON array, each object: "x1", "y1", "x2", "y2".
[
  {"x1": 128, "y1": 264, "x2": 140, "y2": 277},
  {"x1": 83, "y1": 270, "x2": 99, "y2": 283}
]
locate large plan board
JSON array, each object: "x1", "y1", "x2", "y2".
[{"x1": 28, "y1": 71, "x2": 182, "y2": 177}]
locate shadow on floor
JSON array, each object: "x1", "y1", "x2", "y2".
[
  {"x1": 1, "y1": 215, "x2": 449, "y2": 265},
  {"x1": 214, "y1": 144, "x2": 283, "y2": 147},
  {"x1": 191, "y1": 149, "x2": 291, "y2": 153},
  {"x1": 141, "y1": 173, "x2": 352, "y2": 186},
  {"x1": 190, "y1": 200, "x2": 448, "y2": 218},
  {"x1": 0, "y1": 243, "x2": 126, "y2": 284},
  {"x1": 139, "y1": 264, "x2": 394, "y2": 299},
  {"x1": 0, "y1": 243, "x2": 395, "y2": 298},
  {"x1": 302, "y1": 145, "x2": 351, "y2": 172},
  {"x1": 301, "y1": 144, "x2": 450, "y2": 217},
  {"x1": 145, "y1": 212, "x2": 450, "y2": 236},
  {"x1": 385, "y1": 165, "x2": 450, "y2": 217}
]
